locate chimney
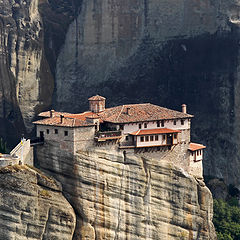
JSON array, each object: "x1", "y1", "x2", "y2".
[
  {"x1": 60, "y1": 115, "x2": 64, "y2": 124},
  {"x1": 126, "y1": 107, "x2": 130, "y2": 115},
  {"x1": 50, "y1": 110, "x2": 55, "y2": 118},
  {"x1": 182, "y1": 104, "x2": 187, "y2": 114}
]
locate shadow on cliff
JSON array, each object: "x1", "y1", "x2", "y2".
[{"x1": 83, "y1": 30, "x2": 240, "y2": 185}]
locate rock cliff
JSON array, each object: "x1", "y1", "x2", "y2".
[
  {"x1": 0, "y1": 164, "x2": 76, "y2": 239},
  {"x1": 36, "y1": 144, "x2": 216, "y2": 239},
  {"x1": 0, "y1": 0, "x2": 240, "y2": 190},
  {"x1": 53, "y1": 0, "x2": 240, "y2": 189}
]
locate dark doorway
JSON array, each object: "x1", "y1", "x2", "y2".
[
  {"x1": 40, "y1": 131, "x2": 44, "y2": 141},
  {"x1": 167, "y1": 134, "x2": 172, "y2": 145}
]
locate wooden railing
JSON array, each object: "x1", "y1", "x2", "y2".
[{"x1": 96, "y1": 131, "x2": 122, "y2": 139}]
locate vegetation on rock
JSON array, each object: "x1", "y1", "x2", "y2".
[
  {"x1": 0, "y1": 138, "x2": 7, "y2": 153},
  {"x1": 213, "y1": 198, "x2": 240, "y2": 240}
]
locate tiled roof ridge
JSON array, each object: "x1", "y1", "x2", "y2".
[
  {"x1": 116, "y1": 105, "x2": 125, "y2": 122},
  {"x1": 103, "y1": 103, "x2": 150, "y2": 111}
]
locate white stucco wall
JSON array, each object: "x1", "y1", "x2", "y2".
[
  {"x1": 0, "y1": 156, "x2": 19, "y2": 167},
  {"x1": 136, "y1": 135, "x2": 166, "y2": 147},
  {"x1": 10, "y1": 139, "x2": 33, "y2": 165},
  {"x1": 123, "y1": 119, "x2": 191, "y2": 134},
  {"x1": 135, "y1": 133, "x2": 179, "y2": 147},
  {"x1": 189, "y1": 150, "x2": 203, "y2": 162}
]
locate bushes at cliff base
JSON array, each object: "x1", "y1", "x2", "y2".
[{"x1": 213, "y1": 198, "x2": 240, "y2": 240}]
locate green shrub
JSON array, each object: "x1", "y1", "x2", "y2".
[
  {"x1": 213, "y1": 198, "x2": 240, "y2": 240},
  {"x1": 39, "y1": 189, "x2": 51, "y2": 198}
]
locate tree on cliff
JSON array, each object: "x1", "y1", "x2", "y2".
[{"x1": 0, "y1": 138, "x2": 7, "y2": 154}]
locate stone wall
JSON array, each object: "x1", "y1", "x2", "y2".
[
  {"x1": 0, "y1": 155, "x2": 19, "y2": 167},
  {"x1": 37, "y1": 125, "x2": 75, "y2": 153},
  {"x1": 10, "y1": 138, "x2": 33, "y2": 165},
  {"x1": 190, "y1": 159, "x2": 203, "y2": 179},
  {"x1": 0, "y1": 138, "x2": 33, "y2": 168},
  {"x1": 74, "y1": 126, "x2": 96, "y2": 152}
]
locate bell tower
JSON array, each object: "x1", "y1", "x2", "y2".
[{"x1": 88, "y1": 95, "x2": 106, "y2": 113}]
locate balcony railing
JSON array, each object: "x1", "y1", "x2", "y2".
[{"x1": 96, "y1": 131, "x2": 122, "y2": 139}]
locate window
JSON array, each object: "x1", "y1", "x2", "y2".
[
  {"x1": 140, "y1": 136, "x2": 144, "y2": 142},
  {"x1": 55, "y1": 129, "x2": 58, "y2": 134},
  {"x1": 174, "y1": 134, "x2": 177, "y2": 139},
  {"x1": 139, "y1": 124, "x2": 142, "y2": 129},
  {"x1": 155, "y1": 135, "x2": 159, "y2": 141},
  {"x1": 46, "y1": 129, "x2": 49, "y2": 134},
  {"x1": 64, "y1": 131, "x2": 68, "y2": 136},
  {"x1": 157, "y1": 121, "x2": 160, "y2": 127},
  {"x1": 161, "y1": 120, "x2": 164, "y2": 127},
  {"x1": 126, "y1": 136, "x2": 129, "y2": 141},
  {"x1": 173, "y1": 120, "x2": 177, "y2": 125},
  {"x1": 144, "y1": 123, "x2": 147, "y2": 128},
  {"x1": 150, "y1": 136, "x2": 154, "y2": 141},
  {"x1": 145, "y1": 136, "x2": 149, "y2": 142},
  {"x1": 119, "y1": 124, "x2": 124, "y2": 130},
  {"x1": 181, "y1": 119, "x2": 184, "y2": 125},
  {"x1": 40, "y1": 131, "x2": 44, "y2": 140},
  {"x1": 163, "y1": 135, "x2": 166, "y2": 140},
  {"x1": 191, "y1": 152, "x2": 194, "y2": 156}
]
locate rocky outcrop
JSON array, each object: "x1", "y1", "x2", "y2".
[
  {"x1": 1, "y1": 0, "x2": 240, "y2": 194},
  {"x1": 0, "y1": 0, "x2": 54, "y2": 146},
  {"x1": 0, "y1": 0, "x2": 81, "y2": 146},
  {"x1": 0, "y1": 165, "x2": 76, "y2": 239},
  {"x1": 36, "y1": 143, "x2": 216, "y2": 239}
]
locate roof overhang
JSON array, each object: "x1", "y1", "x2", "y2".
[
  {"x1": 103, "y1": 117, "x2": 193, "y2": 125},
  {"x1": 188, "y1": 143, "x2": 206, "y2": 151},
  {"x1": 130, "y1": 128, "x2": 181, "y2": 136}
]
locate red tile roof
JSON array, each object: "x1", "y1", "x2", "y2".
[
  {"x1": 38, "y1": 110, "x2": 70, "y2": 118},
  {"x1": 98, "y1": 103, "x2": 193, "y2": 123},
  {"x1": 33, "y1": 116, "x2": 94, "y2": 128},
  {"x1": 35, "y1": 103, "x2": 193, "y2": 127},
  {"x1": 130, "y1": 128, "x2": 181, "y2": 136},
  {"x1": 188, "y1": 143, "x2": 206, "y2": 151},
  {"x1": 65, "y1": 112, "x2": 99, "y2": 120},
  {"x1": 88, "y1": 95, "x2": 106, "y2": 101}
]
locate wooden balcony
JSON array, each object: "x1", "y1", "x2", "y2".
[{"x1": 95, "y1": 131, "x2": 122, "y2": 142}]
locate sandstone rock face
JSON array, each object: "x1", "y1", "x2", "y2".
[
  {"x1": 52, "y1": 0, "x2": 240, "y2": 189},
  {"x1": 1, "y1": 0, "x2": 240, "y2": 194},
  {"x1": 0, "y1": 0, "x2": 54, "y2": 146},
  {"x1": 0, "y1": 165, "x2": 76, "y2": 240},
  {"x1": 36, "y1": 143, "x2": 216, "y2": 239}
]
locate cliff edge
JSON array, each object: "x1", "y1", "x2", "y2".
[{"x1": 37, "y1": 145, "x2": 216, "y2": 239}]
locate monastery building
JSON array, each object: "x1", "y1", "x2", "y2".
[{"x1": 33, "y1": 95, "x2": 206, "y2": 178}]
